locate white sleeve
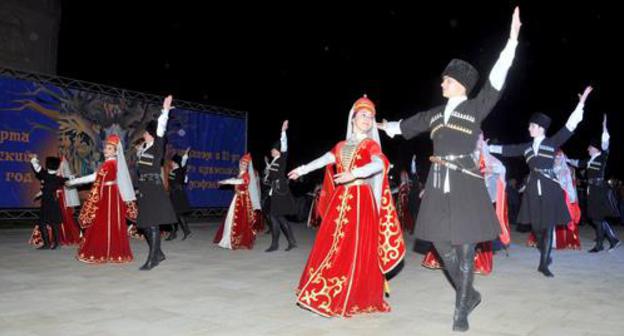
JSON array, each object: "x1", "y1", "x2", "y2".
[
  {"x1": 181, "y1": 153, "x2": 189, "y2": 167},
  {"x1": 280, "y1": 131, "x2": 287, "y2": 152},
  {"x1": 488, "y1": 145, "x2": 503, "y2": 154},
  {"x1": 295, "y1": 152, "x2": 336, "y2": 176},
  {"x1": 31, "y1": 158, "x2": 42, "y2": 173},
  {"x1": 382, "y1": 121, "x2": 403, "y2": 138},
  {"x1": 566, "y1": 158, "x2": 580, "y2": 168},
  {"x1": 602, "y1": 128, "x2": 610, "y2": 151},
  {"x1": 351, "y1": 155, "x2": 384, "y2": 178},
  {"x1": 156, "y1": 108, "x2": 170, "y2": 137},
  {"x1": 565, "y1": 103, "x2": 585, "y2": 131},
  {"x1": 489, "y1": 39, "x2": 519, "y2": 91},
  {"x1": 67, "y1": 173, "x2": 96, "y2": 187},
  {"x1": 219, "y1": 177, "x2": 244, "y2": 185}
]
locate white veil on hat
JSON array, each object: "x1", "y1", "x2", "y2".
[
  {"x1": 115, "y1": 141, "x2": 136, "y2": 202},
  {"x1": 247, "y1": 159, "x2": 261, "y2": 211},
  {"x1": 59, "y1": 158, "x2": 80, "y2": 207}
]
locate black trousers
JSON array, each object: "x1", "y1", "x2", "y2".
[
  {"x1": 592, "y1": 219, "x2": 618, "y2": 247},
  {"x1": 268, "y1": 215, "x2": 296, "y2": 248}
]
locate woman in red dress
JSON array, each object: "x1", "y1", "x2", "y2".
[
  {"x1": 67, "y1": 134, "x2": 137, "y2": 264},
  {"x1": 288, "y1": 95, "x2": 406, "y2": 317},
  {"x1": 213, "y1": 153, "x2": 262, "y2": 249}
]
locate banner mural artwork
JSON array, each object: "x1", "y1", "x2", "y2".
[{"x1": 0, "y1": 74, "x2": 245, "y2": 208}]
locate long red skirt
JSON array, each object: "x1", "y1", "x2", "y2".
[
  {"x1": 78, "y1": 185, "x2": 133, "y2": 264},
  {"x1": 297, "y1": 185, "x2": 389, "y2": 317}
]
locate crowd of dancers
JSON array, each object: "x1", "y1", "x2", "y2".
[{"x1": 25, "y1": 7, "x2": 622, "y2": 332}]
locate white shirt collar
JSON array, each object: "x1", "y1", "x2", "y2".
[
  {"x1": 532, "y1": 135, "x2": 545, "y2": 152},
  {"x1": 588, "y1": 151, "x2": 601, "y2": 163},
  {"x1": 140, "y1": 141, "x2": 154, "y2": 156},
  {"x1": 444, "y1": 95, "x2": 467, "y2": 123}
]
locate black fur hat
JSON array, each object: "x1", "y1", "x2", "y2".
[
  {"x1": 171, "y1": 154, "x2": 182, "y2": 165},
  {"x1": 45, "y1": 157, "x2": 61, "y2": 170},
  {"x1": 529, "y1": 112, "x2": 551, "y2": 130},
  {"x1": 442, "y1": 58, "x2": 479, "y2": 94},
  {"x1": 145, "y1": 120, "x2": 158, "y2": 138},
  {"x1": 271, "y1": 140, "x2": 281, "y2": 151},
  {"x1": 588, "y1": 137, "x2": 601, "y2": 150}
]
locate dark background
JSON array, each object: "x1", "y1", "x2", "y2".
[{"x1": 56, "y1": 1, "x2": 620, "y2": 187}]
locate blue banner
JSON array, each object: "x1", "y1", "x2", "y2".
[{"x1": 0, "y1": 75, "x2": 245, "y2": 208}]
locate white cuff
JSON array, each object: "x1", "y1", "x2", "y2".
[
  {"x1": 351, "y1": 156, "x2": 384, "y2": 178},
  {"x1": 67, "y1": 173, "x2": 96, "y2": 187},
  {"x1": 280, "y1": 131, "x2": 287, "y2": 152},
  {"x1": 489, "y1": 39, "x2": 518, "y2": 91},
  {"x1": 156, "y1": 109, "x2": 170, "y2": 137},
  {"x1": 384, "y1": 121, "x2": 402, "y2": 138},
  {"x1": 566, "y1": 159, "x2": 579, "y2": 167},
  {"x1": 565, "y1": 103, "x2": 584, "y2": 131},
  {"x1": 31, "y1": 160, "x2": 42, "y2": 173},
  {"x1": 220, "y1": 177, "x2": 243, "y2": 185},
  {"x1": 488, "y1": 145, "x2": 502, "y2": 154},
  {"x1": 601, "y1": 129, "x2": 610, "y2": 151},
  {"x1": 298, "y1": 152, "x2": 336, "y2": 176}
]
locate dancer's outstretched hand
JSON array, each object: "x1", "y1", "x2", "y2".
[
  {"x1": 578, "y1": 86, "x2": 593, "y2": 105},
  {"x1": 282, "y1": 120, "x2": 289, "y2": 132},
  {"x1": 376, "y1": 119, "x2": 388, "y2": 130},
  {"x1": 510, "y1": 7, "x2": 522, "y2": 41},
  {"x1": 287, "y1": 168, "x2": 300, "y2": 180}
]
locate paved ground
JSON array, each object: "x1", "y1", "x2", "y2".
[{"x1": 1, "y1": 221, "x2": 623, "y2": 336}]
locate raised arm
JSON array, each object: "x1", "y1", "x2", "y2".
[
  {"x1": 157, "y1": 95, "x2": 174, "y2": 138},
  {"x1": 30, "y1": 155, "x2": 42, "y2": 174},
  {"x1": 473, "y1": 7, "x2": 521, "y2": 120},
  {"x1": 551, "y1": 86, "x2": 592, "y2": 148},
  {"x1": 181, "y1": 147, "x2": 190, "y2": 167},
  {"x1": 490, "y1": 7, "x2": 521, "y2": 91},
  {"x1": 280, "y1": 120, "x2": 288, "y2": 153},
  {"x1": 601, "y1": 114, "x2": 610, "y2": 151}
]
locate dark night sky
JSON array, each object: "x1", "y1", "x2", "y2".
[{"x1": 56, "y1": 1, "x2": 621, "y2": 184}]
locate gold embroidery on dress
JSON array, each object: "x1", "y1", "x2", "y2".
[{"x1": 378, "y1": 181, "x2": 403, "y2": 267}]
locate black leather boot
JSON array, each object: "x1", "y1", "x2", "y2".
[
  {"x1": 589, "y1": 220, "x2": 605, "y2": 252},
  {"x1": 155, "y1": 229, "x2": 165, "y2": 264},
  {"x1": 37, "y1": 224, "x2": 50, "y2": 250},
  {"x1": 281, "y1": 219, "x2": 297, "y2": 251},
  {"x1": 179, "y1": 216, "x2": 192, "y2": 240},
  {"x1": 166, "y1": 223, "x2": 178, "y2": 241},
  {"x1": 538, "y1": 230, "x2": 554, "y2": 277},
  {"x1": 265, "y1": 216, "x2": 280, "y2": 252},
  {"x1": 50, "y1": 224, "x2": 61, "y2": 249},
  {"x1": 140, "y1": 227, "x2": 160, "y2": 271},
  {"x1": 453, "y1": 268, "x2": 473, "y2": 332}
]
